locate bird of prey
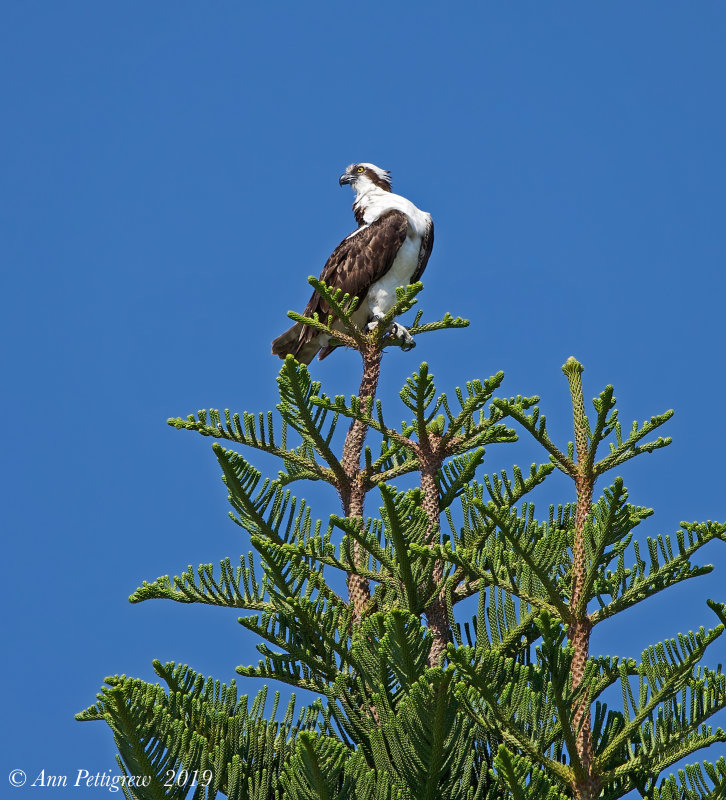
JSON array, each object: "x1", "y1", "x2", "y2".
[{"x1": 271, "y1": 163, "x2": 434, "y2": 364}]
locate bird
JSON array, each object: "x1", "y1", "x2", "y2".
[{"x1": 271, "y1": 163, "x2": 434, "y2": 364}]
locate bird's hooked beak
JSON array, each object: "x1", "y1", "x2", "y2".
[{"x1": 339, "y1": 172, "x2": 353, "y2": 186}]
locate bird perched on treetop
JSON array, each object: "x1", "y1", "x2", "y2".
[{"x1": 271, "y1": 163, "x2": 434, "y2": 364}]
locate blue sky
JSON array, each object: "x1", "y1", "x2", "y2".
[{"x1": 2, "y1": 2, "x2": 725, "y2": 793}]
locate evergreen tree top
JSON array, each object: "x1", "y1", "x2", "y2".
[{"x1": 80, "y1": 286, "x2": 726, "y2": 800}]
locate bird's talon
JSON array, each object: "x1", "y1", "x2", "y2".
[{"x1": 389, "y1": 322, "x2": 415, "y2": 349}]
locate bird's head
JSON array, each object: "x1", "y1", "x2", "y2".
[{"x1": 339, "y1": 163, "x2": 392, "y2": 193}]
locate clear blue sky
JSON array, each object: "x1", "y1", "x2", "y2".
[{"x1": 2, "y1": 2, "x2": 725, "y2": 793}]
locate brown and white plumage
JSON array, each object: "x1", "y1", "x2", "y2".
[{"x1": 272, "y1": 163, "x2": 434, "y2": 364}]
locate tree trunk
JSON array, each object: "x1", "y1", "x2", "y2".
[
  {"x1": 419, "y1": 439, "x2": 450, "y2": 667},
  {"x1": 341, "y1": 345, "x2": 382, "y2": 623},
  {"x1": 563, "y1": 358, "x2": 600, "y2": 800}
]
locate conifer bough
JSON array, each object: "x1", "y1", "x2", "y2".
[{"x1": 79, "y1": 284, "x2": 726, "y2": 800}]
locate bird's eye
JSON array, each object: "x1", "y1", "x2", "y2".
[{"x1": 356, "y1": 166, "x2": 364, "y2": 173}]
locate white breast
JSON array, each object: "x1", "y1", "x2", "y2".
[
  {"x1": 360, "y1": 190, "x2": 431, "y2": 319},
  {"x1": 366, "y1": 236, "x2": 421, "y2": 318}
]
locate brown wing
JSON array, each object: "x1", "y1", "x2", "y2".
[
  {"x1": 412, "y1": 216, "x2": 434, "y2": 284},
  {"x1": 297, "y1": 209, "x2": 409, "y2": 346}
]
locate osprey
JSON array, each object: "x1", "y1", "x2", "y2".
[{"x1": 271, "y1": 163, "x2": 434, "y2": 364}]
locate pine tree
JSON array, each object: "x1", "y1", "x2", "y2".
[{"x1": 78, "y1": 282, "x2": 726, "y2": 800}]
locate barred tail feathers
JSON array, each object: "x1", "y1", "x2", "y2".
[{"x1": 271, "y1": 323, "x2": 321, "y2": 365}]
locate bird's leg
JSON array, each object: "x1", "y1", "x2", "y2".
[
  {"x1": 364, "y1": 312, "x2": 385, "y2": 334},
  {"x1": 365, "y1": 314, "x2": 415, "y2": 350}
]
